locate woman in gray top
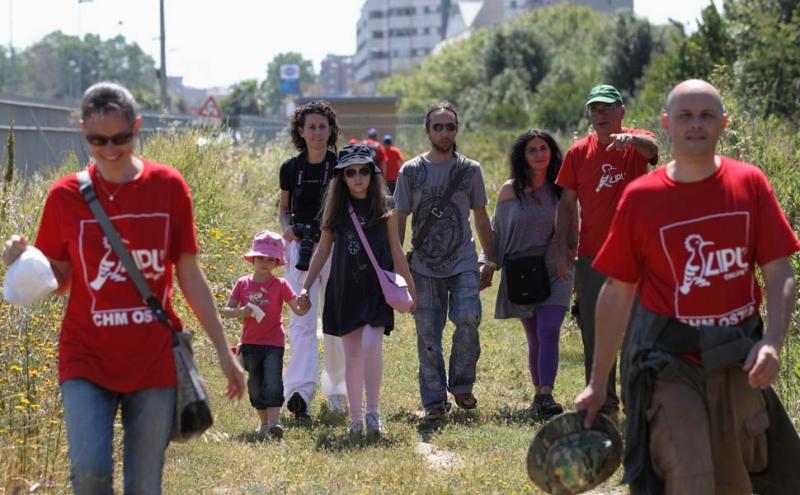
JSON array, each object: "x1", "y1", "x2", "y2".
[{"x1": 491, "y1": 129, "x2": 576, "y2": 418}]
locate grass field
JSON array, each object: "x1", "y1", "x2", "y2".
[{"x1": 1, "y1": 120, "x2": 797, "y2": 494}]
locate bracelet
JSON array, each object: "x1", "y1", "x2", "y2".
[{"x1": 483, "y1": 260, "x2": 498, "y2": 270}]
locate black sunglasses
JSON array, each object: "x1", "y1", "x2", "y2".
[
  {"x1": 85, "y1": 131, "x2": 135, "y2": 147},
  {"x1": 431, "y1": 123, "x2": 457, "y2": 132},
  {"x1": 344, "y1": 166, "x2": 371, "y2": 178}
]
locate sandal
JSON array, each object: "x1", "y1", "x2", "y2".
[{"x1": 454, "y1": 392, "x2": 478, "y2": 410}]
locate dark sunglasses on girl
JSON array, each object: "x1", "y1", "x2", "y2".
[
  {"x1": 84, "y1": 131, "x2": 135, "y2": 147},
  {"x1": 344, "y1": 166, "x2": 371, "y2": 178},
  {"x1": 431, "y1": 123, "x2": 457, "y2": 132}
]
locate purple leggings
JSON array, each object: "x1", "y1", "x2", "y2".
[{"x1": 520, "y1": 305, "x2": 567, "y2": 389}]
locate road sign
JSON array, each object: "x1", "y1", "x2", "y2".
[
  {"x1": 197, "y1": 96, "x2": 222, "y2": 118},
  {"x1": 280, "y1": 64, "x2": 301, "y2": 95},
  {"x1": 280, "y1": 64, "x2": 300, "y2": 80}
]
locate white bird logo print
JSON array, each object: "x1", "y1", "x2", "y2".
[{"x1": 680, "y1": 234, "x2": 714, "y2": 295}]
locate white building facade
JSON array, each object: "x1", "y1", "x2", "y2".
[{"x1": 353, "y1": 0, "x2": 449, "y2": 92}]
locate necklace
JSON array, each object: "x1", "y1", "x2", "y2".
[{"x1": 96, "y1": 175, "x2": 126, "y2": 201}]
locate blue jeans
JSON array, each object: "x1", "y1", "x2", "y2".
[
  {"x1": 61, "y1": 378, "x2": 176, "y2": 495},
  {"x1": 413, "y1": 270, "x2": 482, "y2": 410},
  {"x1": 240, "y1": 344, "x2": 285, "y2": 409}
]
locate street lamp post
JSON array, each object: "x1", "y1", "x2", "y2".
[{"x1": 159, "y1": 0, "x2": 169, "y2": 111}]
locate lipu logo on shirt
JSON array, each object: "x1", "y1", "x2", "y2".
[
  {"x1": 659, "y1": 212, "x2": 755, "y2": 326},
  {"x1": 79, "y1": 214, "x2": 169, "y2": 327},
  {"x1": 595, "y1": 163, "x2": 625, "y2": 192}
]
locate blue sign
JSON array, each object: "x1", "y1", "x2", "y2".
[{"x1": 280, "y1": 64, "x2": 301, "y2": 95}]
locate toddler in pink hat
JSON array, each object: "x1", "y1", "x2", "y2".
[{"x1": 222, "y1": 230, "x2": 308, "y2": 440}]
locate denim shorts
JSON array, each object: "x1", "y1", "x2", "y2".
[{"x1": 240, "y1": 344, "x2": 285, "y2": 409}]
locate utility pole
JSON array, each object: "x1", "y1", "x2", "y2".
[
  {"x1": 7, "y1": 0, "x2": 14, "y2": 91},
  {"x1": 159, "y1": 0, "x2": 169, "y2": 111}
]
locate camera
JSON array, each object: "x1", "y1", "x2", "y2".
[{"x1": 292, "y1": 222, "x2": 321, "y2": 271}]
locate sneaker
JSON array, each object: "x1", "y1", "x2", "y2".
[
  {"x1": 348, "y1": 420, "x2": 363, "y2": 439},
  {"x1": 531, "y1": 394, "x2": 563, "y2": 419},
  {"x1": 539, "y1": 394, "x2": 564, "y2": 417},
  {"x1": 287, "y1": 392, "x2": 310, "y2": 420},
  {"x1": 327, "y1": 394, "x2": 348, "y2": 415},
  {"x1": 268, "y1": 424, "x2": 284, "y2": 440},
  {"x1": 365, "y1": 412, "x2": 384, "y2": 437}
]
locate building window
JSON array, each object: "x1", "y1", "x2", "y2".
[
  {"x1": 510, "y1": 0, "x2": 517, "y2": 7},
  {"x1": 373, "y1": 31, "x2": 384, "y2": 39},
  {"x1": 423, "y1": 27, "x2": 430, "y2": 34},
  {"x1": 368, "y1": 10, "x2": 383, "y2": 19}
]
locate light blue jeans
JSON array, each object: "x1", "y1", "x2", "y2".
[
  {"x1": 61, "y1": 378, "x2": 176, "y2": 495},
  {"x1": 412, "y1": 270, "x2": 482, "y2": 411}
]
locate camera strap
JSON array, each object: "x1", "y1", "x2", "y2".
[{"x1": 290, "y1": 151, "x2": 334, "y2": 223}]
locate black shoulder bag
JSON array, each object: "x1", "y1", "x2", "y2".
[
  {"x1": 504, "y1": 229, "x2": 553, "y2": 305},
  {"x1": 407, "y1": 154, "x2": 470, "y2": 264},
  {"x1": 76, "y1": 170, "x2": 213, "y2": 442}
]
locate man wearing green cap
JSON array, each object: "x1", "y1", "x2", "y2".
[{"x1": 554, "y1": 84, "x2": 658, "y2": 415}]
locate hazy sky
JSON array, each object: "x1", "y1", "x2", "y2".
[{"x1": 3, "y1": 0, "x2": 719, "y2": 89}]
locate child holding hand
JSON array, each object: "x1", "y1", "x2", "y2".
[
  {"x1": 224, "y1": 230, "x2": 308, "y2": 439},
  {"x1": 297, "y1": 144, "x2": 415, "y2": 438}
]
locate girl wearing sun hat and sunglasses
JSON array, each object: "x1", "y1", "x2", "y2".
[
  {"x1": 223, "y1": 231, "x2": 309, "y2": 439},
  {"x1": 297, "y1": 144, "x2": 416, "y2": 438},
  {"x1": 1, "y1": 81, "x2": 245, "y2": 494}
]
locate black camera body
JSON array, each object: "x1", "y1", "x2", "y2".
[{"x1": 292, "y1": 222, "x2": 321, "y2": 271}]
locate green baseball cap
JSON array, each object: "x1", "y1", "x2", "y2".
[
  {"x1": 527, "y1": 411, "x2": 622, "y2": 494},
  {"x1": 585, "y1": 85, "x2": 623, "y2": 106}
]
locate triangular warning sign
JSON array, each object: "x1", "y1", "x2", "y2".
[{"x1": 197, "y1": 96, "x2": 222, "y2": 118}]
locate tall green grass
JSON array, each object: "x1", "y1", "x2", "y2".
[{"x1": 0, "y1": 103, "x2": 797, "y2": 492}]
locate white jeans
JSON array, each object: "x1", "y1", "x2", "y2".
[{"x1": 283, "y1": 240, "x2": 347, "y2": 406}]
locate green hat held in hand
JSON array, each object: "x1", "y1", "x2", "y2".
[{"x1": 527, "y1": 411, "x2": 623, "y2": 494}]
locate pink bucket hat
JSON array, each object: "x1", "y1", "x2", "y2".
[{"x1": 244, "y1": 230, "x2": 286, "y2": 265}]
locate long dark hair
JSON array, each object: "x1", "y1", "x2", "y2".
[
  {"x1": 509, "y1": 129, "x2": 563, "y2": 202},
  {"x1": 290, "y1": 100, "x2": 340, "y2": 152},
  {"x1": 320, "y1": 166, "x2": 391, "y2": 231}
]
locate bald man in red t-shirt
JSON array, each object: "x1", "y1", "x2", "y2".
[
  {"x1": 554, "y1": 84, "x2": 659, "y2": 414},
  {"x1": 576, "y1": 80, "x2": 799, "y2": 494}
]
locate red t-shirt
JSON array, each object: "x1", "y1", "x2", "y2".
[
  {"x1": 594, "y1": 157, "x2": 800, "y2": 326},
  {"x1": 229, "y1": 275, "x2": 295, "y2": 347},
  {"x1": 381, "y1": 145, "x2": 404, "y2": 182},
  {"x1": 362, "y1": 138, "x2": 386, "y2": 166},
  {"x1": 555, "y1": 128, "x2": 656, "y2": 256},
  {"x1": 34, "y1": 160, "x2": 199, "y2": 392}
]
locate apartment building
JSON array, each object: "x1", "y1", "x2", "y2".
[
  {"x1": 353, "y1": 0, "x2": 449, "y2": 92},
  {"x1": 505, "y1": 0, "x2": 633, "y2": 19},
  {"x1": 320, "y1": 54, "x2": 355, "y2": 96}
]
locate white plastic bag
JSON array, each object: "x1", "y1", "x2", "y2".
[{"x1": 3, "y1": 246, "x2": 58, "y2": 307}]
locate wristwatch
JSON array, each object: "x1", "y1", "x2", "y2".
[{"x1": 483, "y1": 260, "x2": 498, "y2": 270}]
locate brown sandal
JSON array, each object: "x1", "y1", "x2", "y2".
[{"x1": 454, "y1": 393, "x2": 478, "y2": 410}]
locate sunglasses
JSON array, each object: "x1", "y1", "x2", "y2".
[
  {"x1": 344, "y1": 166, "x2": 371, "y2": 178},
  {"x1": 84, "y1": 131, "x2": 135, "y2": 147},
  {"x1": 431, "y1": 123, "x2": 457, "y2": 132}
]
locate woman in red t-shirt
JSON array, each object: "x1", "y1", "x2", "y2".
[{"x1": 2, "y1": 82, "x2": 244, "y2": 494}]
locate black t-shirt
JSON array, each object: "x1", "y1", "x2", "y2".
[{"x1": 278, "y1": 151, "x2": 337, "y2": 224}]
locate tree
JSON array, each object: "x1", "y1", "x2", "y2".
[
  {"x1": 220, "y1": 79, "x2": 264, "y2": 116},
  {"x1": 7, "y1": 31, "x2": 159, "y2": 105},
  {"x1": 602, "y1": 12, "x2": 653, "y2": 96},
  {"x1": 484, "y1": 23, "x2": 548, "y2": 93},
  {"x1": 261, "y1": 52, "x2": 315, "y2": 116},
  {"x1": 725, "y1": 0, "x2": 800, "y2": 122}
]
